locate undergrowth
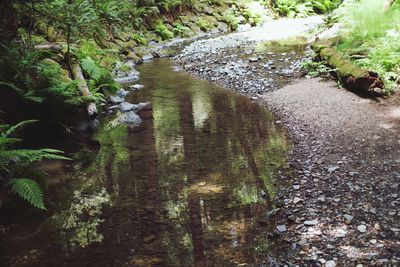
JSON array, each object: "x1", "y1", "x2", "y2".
[
  {"x1": 0, "y1": 120, "x2": 70, "y2": 210},
  {"x1": 337, "y1": 0, "x2": 400, "y2": 93},
  {"x1": 271, "y1": 0, "x2": 343, "y2": 17}
]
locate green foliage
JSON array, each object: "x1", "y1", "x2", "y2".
[
  {"x1": 272, "y1": 0, "x2": 343, "y2": 17},
  {"x1": 196, "y1": 17, "x2": 213, "y2": 31},
  {"x1": 0, "y1": 120, "x2": 71, "y2": 210},
  {"x1": 336, "y1": 0, "x2": 400, "y2": 93},
  {"x1": 130, "y1": 32, "x2": 148, "y2": 45},
  {"x1": 301, "y1": 59, "x2": 336, "y2": 78},
  {"x1": 172, "y1": 23, "x2": 192, "y2": 37},
  {"x1": 222, "y1": 10, "x2": 239, "y2": 30},
  {"x1": 241, "y1": 8, "x2": 262, "y2": 26},
  {"x1": 9, "y1": 178, "x2": 46, "y2": 210},
  {"x1": 154, "y1": 21, "x2": 175, "y2": 40}
]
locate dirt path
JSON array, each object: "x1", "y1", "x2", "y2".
[
  {"x1": 175, "y1": 17, "x2": 400, "y2": 266},
  {"x1": 264, "y1": 79, "x2": 400, "y2": 266}
]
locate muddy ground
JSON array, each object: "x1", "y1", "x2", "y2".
[{"x1": 174, "y1": 17, "x2": 400, "y2": 266}]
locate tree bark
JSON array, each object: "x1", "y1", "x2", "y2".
[
  {"x1": 0, "y1": 0, "x2": 18, "y2": 43},
  {"x1": 71, "y1": 62, "x2": 98, "y2": 118}
]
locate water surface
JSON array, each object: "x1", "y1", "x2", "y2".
[{"x1": 1, "y1": 59, "x2": 290, "y2": 267}]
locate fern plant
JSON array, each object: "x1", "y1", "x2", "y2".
[{"x1": 0, "y1": 120, "x2": 70, "y2": 210}]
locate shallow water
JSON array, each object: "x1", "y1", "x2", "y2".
[{"x1": 1, "y1": 59, "x2": 290, "y2": 267}]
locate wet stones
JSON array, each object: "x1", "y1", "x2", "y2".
[
  {"x1": 109, "y1": 95, "x2": 125, "y2": 104},
  {"x1": 130, "y1": 84, "x2": 145, "y2": 90},
  {"x1": 119, "y1": 102, "x2": 138, "y2": 113},
  {"x1": 119, "y1": 111, "x2": 142, "y2": 126}
]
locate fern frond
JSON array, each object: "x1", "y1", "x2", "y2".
[
  {"x1": 81, "y1": 58, "x2": 104, "y2": 82},
  {"x1": 0, "y1": 81, "x2": 25, "y2": 95},
  {"x1": 2, "y1": 120, "x2": 38, "y2": 138},
  {"x1": 0, "y1": 136, "x2": 21, "y2": 148},
  {"x1": 23, "y1": 91, "x2": 45, "y2": 103},
  {"x1": 9, "y1": 178, "x2": 46, "y2": 210},
  {"x1": 0, "y1": 148, "x2": 71, "y2": 166}
]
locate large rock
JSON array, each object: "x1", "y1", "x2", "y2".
[
  {"x1": 109, "y1": 95, "x2": 125, "y2": 104},
  {"x1": 119, "y1": 111, "x2": 142, "y2": 126},
  {"x1": 119, "y1": 102, "x2": 139, "y2": 113},
  {"x1": 119, "y1": 101, "x2": 151, "y2": 113}
]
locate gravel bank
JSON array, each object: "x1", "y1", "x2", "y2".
[{"x1": 264, "y1": 79, "x2": 400, "y2": 266}]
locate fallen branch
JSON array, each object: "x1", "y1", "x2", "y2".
[
  {"x1": 71, "y1": 62, "x2": 98, "y2": 118},
  {"x1": 312, "y1": 43, "x2": 384, "y2": 97},
  {"x1": 34, "y1": 44, "x2": 63, "y2": 50}
]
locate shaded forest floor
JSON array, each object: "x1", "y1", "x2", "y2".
[{"x1": 175, "y1": 16, "x2": 400, "y2": 265}]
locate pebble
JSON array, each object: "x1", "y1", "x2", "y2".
[
  {"x1": 276, "y1": 225, "x2": 287, "y2": 233},
  {"x1": 326, "y1": 260, "x2": 336, "y2": 267},
  {"x1": 293, "y1": 197, "x2": 303, "y2": 204},
  {"x1": 304, "y1": 220, "x2": 318, "y2": 226},
  {"x1": 130, "y1": 84, "x2": 145, "y2": 90},
  {"x1": 357, "y1": 225, "x2": 367, "y2": 233},
  {"x1": 327, "y1": 165, "x2": 339, "y2": 172},
  {"x1": 344, "y1": 214, "x2": 354, "y2": 222}
]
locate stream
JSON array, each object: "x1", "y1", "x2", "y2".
[{"x1": 1, "y1": 57, "x2": 296, "y2": 266}]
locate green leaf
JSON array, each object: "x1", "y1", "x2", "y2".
[
  {"x1": 2, "y1": 120, "x2": 38, "y2": 138},
  {"x1": 24, "y1": 91, "x2": 45, "y2": 103},
  {"x1": 9, "y1": 178, "x2": 46, "y2": 210},
  {"x1": 81, "y1": 58, "x2": 103, "y2": 82}
]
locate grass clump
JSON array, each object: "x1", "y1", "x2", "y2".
[{"x1": 337, "y1": 0, "x2": 400, "y2": 93}]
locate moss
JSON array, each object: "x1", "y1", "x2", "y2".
[
  {"x1": 196, "y1": 16, "x2": 217, "y2": 32},
  {"x1": 320, "y1": 47, "x2": 370, "y2": 79}
]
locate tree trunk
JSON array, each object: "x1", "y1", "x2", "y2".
[
  {"x1": 312, "y1": 43, "x2": 384, "y2": 97},
  {"x1": 0, "y1": 0, "x2": 18, "y2": 43},
  {"x1": 71, "y1": 62, "x2": 98, "y2": 118}
]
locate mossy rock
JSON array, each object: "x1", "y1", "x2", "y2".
[
  {"x1": 212, "y1": 12, "x2": 225, "y2": 22},
  {"x1": 205, "y1": 16, "x2": 219, "y2": 27},
  {"x1": 41, "y1": 58, "x2": 71, "y2": 82},
  {"x1": 126, "y1": 51, "x2": 142, "y2": 63},
  {"x1": 203, "y1": 6, "x2": 215, "y2": 15},
  {"x1": 187, "y1": 13, "x2": 198, "y2": 23},
  {"x1": 196, "y1": 16, "x2": 217, "y2": 32},
  {"x1": 119, "y1": 40, "x2": 138, "y2": 53},
  {"x1": 186, "y1": 22, "x2": 202, "y2": 35},
  {"x1": 179, "y1": 15, "x2": 190, "y2": 25}
]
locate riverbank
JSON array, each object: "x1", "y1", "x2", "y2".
[{"x1": 174, "y1": 17, "x2": 400, "y2": 266}]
